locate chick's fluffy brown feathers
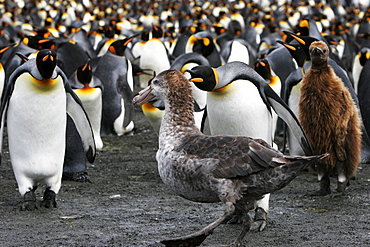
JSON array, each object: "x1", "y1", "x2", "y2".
[{"x1": 299, "y1": 41, "x2": 361, "y2": 180}]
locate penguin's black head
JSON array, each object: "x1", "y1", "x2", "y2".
[
  {"x1": 254, "y1": 59, "x2": 271, "y2": 80},
  {"x1": 277, "y1": 40, "x2": 306, "y2": 67},
  {"x1": 151, "y1": 25, "x2": 164, "y2": 38},
  {"x1": 36, "y1": 49, "x2": 57, "y2": 79},
  {"x1": 109, "y1": 35, "x2": 137, "y2": 56},
  {"x1": 185, "y1": 65, "x2": 218, "y2": 91},
  {"x1": 192, "y1": 37, "x2": 214, "y2": 57},
  {"x1": 76, "y1": 62, "x2": 93, "y2": 85},
  {"x1": 283, "y1": 30, "x2": 319, "y2": 61},
  {"x1": 26, "y1": 36, "x2": 55, "y2": 50}
]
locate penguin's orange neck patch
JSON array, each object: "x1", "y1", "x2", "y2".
[
  {"x1": 75, "y1": 85, "x2": 95, "y2": 94},
  {"x1": 212, "y1": 83, "x2": 231, "y2": 92},
  {"x1": 142, "y1": 102, "x2": 159, "y2": 112},
  {"x1": 32, "y1": 77, "x2": 58, "y2": 87},
  {"x1": 269, "y1": 76, "x2": 279, "y2": 87}
]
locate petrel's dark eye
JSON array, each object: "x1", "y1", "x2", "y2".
[{"x1": 147, "y1": 71, "x2": 157, "y2": 86}]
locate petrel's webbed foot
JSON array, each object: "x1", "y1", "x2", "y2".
[
  {"x1": 221, "y1": 206, "x2": 244, "y2": 224},
  {"x1": 41, "y1": 188, "x2": 57, "y2": 208},
  {"x1": 21, "y1": 190, "x2": 39, "y2": 211},
  {"x1": 230, "y1": 213, "x2": 252, "y2": 247},
  {"x1": 161, "y1": 202, "x2": 236, "y2": 247},
  {"x1": 251, "y1": 207, "x2": 267, "y2": 232}
]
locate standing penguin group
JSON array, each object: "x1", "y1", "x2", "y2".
[{"x1": 0, "y1": 0, "x2": 369, "y2": 246}]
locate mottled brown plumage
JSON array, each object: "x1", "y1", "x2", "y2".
[
  {"x1": 133, "y1": 69, "x2": 326, "y2": 246},
  {"x1": 299, "y1": 41, "x2": 362, "y2": 195}
]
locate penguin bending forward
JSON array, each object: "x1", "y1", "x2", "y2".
[{"x1": 0, "y1": 50, "x2": 96, "y2": 210}]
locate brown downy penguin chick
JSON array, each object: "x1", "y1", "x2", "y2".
[{"x1": 299, "y1": 41, "x2": 362, "y2": 195}]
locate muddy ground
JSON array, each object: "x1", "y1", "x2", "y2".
[{"x1": 0, "y1": 107, "x2": 369, "y2": 247}]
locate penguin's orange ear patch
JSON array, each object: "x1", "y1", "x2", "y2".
[
  {"x1": 299, "y1": 19, "x2": 309, "y2": 28},
  {"x1": 203, "y1": 38, "x2": 210, "y2": 46},
  {"x1": 82, "y1": 63, "x2": 91, "y2": 71},
  {"x1": 109, "y1": 46, "x2": 116, "y2": 54}
]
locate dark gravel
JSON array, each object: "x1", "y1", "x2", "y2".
[{"x1": 0, "y1": 108, "x2": 369, "y2": 247}]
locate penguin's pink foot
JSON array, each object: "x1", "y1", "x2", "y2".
[
  {"x1": 41, "y1": 188, "x2": 57, "y2": 208},
  {"x1": 21, "y1": 191, "x2": 39, "y2": 211}
]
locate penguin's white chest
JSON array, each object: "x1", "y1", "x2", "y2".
[
  {"x1": 139, "y1": 39, "x2": 170, "y2": 88},
  {"x1": 7, "y1": 74, "x2": 67, "y2": 178},
  {"x1": 74, "y1": 87, "x2": 103, "y2": 150},
  {"x1": 207, "y1": 80, "x2": 272, "y2": 143}
]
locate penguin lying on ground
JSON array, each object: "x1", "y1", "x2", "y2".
[
  {"x1": 0, "y1": 49, "x2": 96, "y2": 210},
  {"x1": 298, "y1": 41, "x2": 362, "y2": 195},
  {"x1": 133, "y1": 69, "x2": 326, "y2": 246}
]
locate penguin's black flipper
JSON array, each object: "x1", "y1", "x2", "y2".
[
  {"x1": 15, "y1": 52, "x2": 29, "y2": 63},
  {"x1": 263, "y1": 84, "x2": 313, "y2": 156},
  {"x1": 116, "y1": 59, "x2": 135, "y2": 129},
  {"x1": 64, "y1": 76, "x2": 96, "y2": 163}
]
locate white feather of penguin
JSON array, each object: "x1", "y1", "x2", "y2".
[{"x1": 139, "y1": 38, "x2": 170, "y2": 88}]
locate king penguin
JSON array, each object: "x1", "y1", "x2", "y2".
[
  {"x1": 357, "y1": 55, "x2": 370, "y2": 164},
  {"x1": 0, "y1": 49, "x2": 96, "y2": 210},
  {"x1": 352, "y1": 47, "x2": 370, "y2": 94},
  {"x1": 69, "y1": 61, "x2": 104, "y2": 151},
  {"x1": 139, "y1": 25, "x2": 171, "y2": 88},
  {"x1": 254, "y1": 58, "x2": 282, "y2": 139},
  {"x1": 276, "y1": 39, "x2": 308, "y2": 156},
  {"x1": 186, "y1": 61, "x2": 313, "y2": 231},
  {"x1": 185, "y1": 30, "x2": 225, "y2": 68},
  {"x1": 90, "y1": 36, "x2": 136, "y2": 136}
]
